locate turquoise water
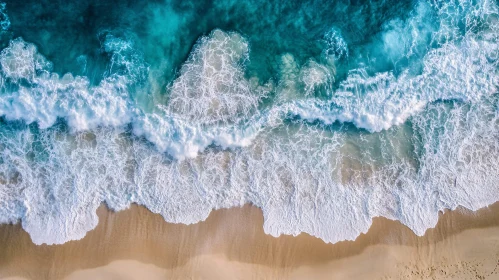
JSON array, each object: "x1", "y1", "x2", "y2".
[{"x1": 0, "y1": 0, "x2": 497, "y2": 245}]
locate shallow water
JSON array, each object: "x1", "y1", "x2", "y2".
[{"x1": 0, "y1": 0, "x2": 497, "y2": 245}]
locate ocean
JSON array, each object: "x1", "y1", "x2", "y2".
[{"x1": 0, "y1": 0, "x2": 497, "y2": 245}]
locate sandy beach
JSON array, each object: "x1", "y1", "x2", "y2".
[{"x1": 1, "y1": 203, "x2": 499, "y2": 280}]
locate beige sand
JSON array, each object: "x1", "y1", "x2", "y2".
[{"x1": 1, "y1": 203, "x2": 499, "y2": 280}]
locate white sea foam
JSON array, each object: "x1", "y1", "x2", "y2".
[
  {"x1": 2, "y1": 91, "x2": 498, "y2": 245},
  {"x1": 323, "y1": 28, "x2": 348, "y2": 60},
  {"x1": 0, "y1": 37, "x2": 136, "y2": 130},
  {"x1": 0, "y1": 2, "x2": 9, "y2": 32},
  {"x1": 167, "y1": 30, "x2": 263, "y2": 125},
  {"x1": 0, "y1": 0, "x2": 498, "y2": 246},
  {"x1": 286, "y1": 0, "x2": 499, "y2": 132}
]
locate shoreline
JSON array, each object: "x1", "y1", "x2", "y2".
[{"x1": 1, "y1": 202, "x2": 499, "y2": 279}]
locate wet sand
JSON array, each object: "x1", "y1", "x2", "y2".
[{"x1": 1, "y1": 202, "x2": 499, "y2": 280}]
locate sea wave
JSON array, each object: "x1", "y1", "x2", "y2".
[{"x1": 0, "y1": 0, "x2": 497, "y2": 245}]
